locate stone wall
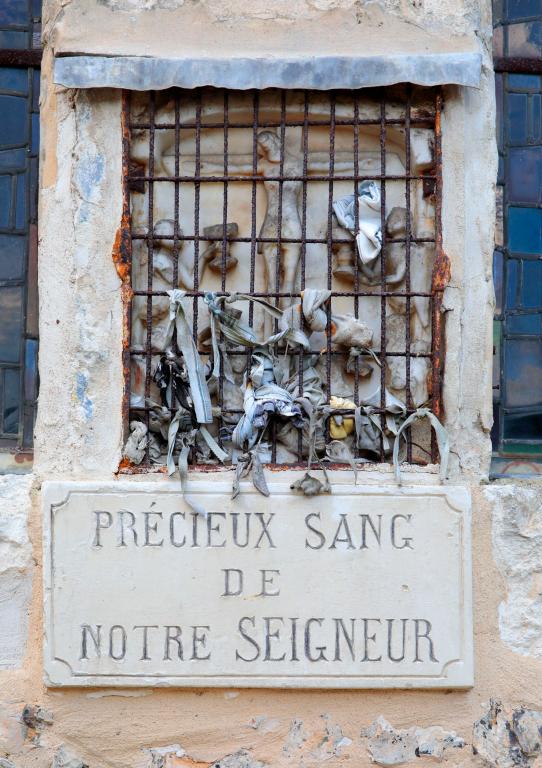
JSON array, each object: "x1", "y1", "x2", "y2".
[{"x1": 3, "y1": 0, "x2": 542, "y2": 766}]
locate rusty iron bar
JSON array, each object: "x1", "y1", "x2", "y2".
[
  {"x1": 125, "y1": 86, "x2": 444, "y2": 471},
  {"x1": 379, "y1": 95, "x2": 387, "y2": 461},
  {"x1": 129, "y1": 117, "x2": 436, "y2": 130},
  {"x1": 405, "y1": 86, "x2": 413, "y2": 463},
  {"x1": 131, "y1": 233, "x2": 435, "y2": 245},
  {"x1": 117, "y1": 91, "x2": 133, "y2": 442},
  {"x1": 352, "y1": 94, "x2": 360, "y2": 408},
  {"x1": 130, "y1": 172, "x2": 432, "y2": 183},
  {"x1": 430, "y1": 92, "x2": 449, "y2": 463},
  {"x1": 325, "y1": 93, "x2": 336, "y2": 443},
  {"x1": 132, "y1": 288, "x2": 435, "y2": 298},
  {"x1": 217, "y1": 90, "x2": 230, "y2": 452},
  {"x1": 248, "y1": 91, "x2": 259, "y2": 330},
  {"x1": 297, "y1": 91, "x2": 310, "y2": 459},
  {"x1": 130, "y1": 347, "x2": 433, "y2": 358}
]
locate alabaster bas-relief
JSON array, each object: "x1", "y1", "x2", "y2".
[{"x1": 126, "y1": 89, "x2": 437, "y2": 471}]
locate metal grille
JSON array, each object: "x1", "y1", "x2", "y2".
[{"x1": 122, "y1": 86, "x2": 445, "y2": 470}]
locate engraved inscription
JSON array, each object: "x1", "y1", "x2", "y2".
[{"x1": 43, "y1": 481, "x2": 473, "y2": 688}]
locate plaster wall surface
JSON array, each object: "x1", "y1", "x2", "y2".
[{"x1": 3, "y1": 0, "x2": 542, "y2": 766}]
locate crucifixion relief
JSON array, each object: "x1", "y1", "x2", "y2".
[{"x1": 128, "y1": 90, "x2": 438, "y2": 464}]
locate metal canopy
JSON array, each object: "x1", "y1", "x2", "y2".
[{"x1": 54, "y1": 52, "x2": 482, "y2": 91}]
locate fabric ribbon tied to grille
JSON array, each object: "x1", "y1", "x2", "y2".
[
  {"x1": 332, "y1": 180, "x2": 382, "y2": 265},
  {"x1": 232, "y1": 351, "x2": 304, "y2": 450},
  {"x1": 165, "y1": 289, "x2": 213, "y2": 424}
]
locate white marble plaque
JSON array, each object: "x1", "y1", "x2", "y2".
[{"x1": 43, "y1": 480, "x2": 473, "y2": 688}]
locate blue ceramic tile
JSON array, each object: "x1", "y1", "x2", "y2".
[
  {"x1": 0, "y1": 234, "x2": 25, "y2": 281},
  {"x1": 2, "y1": 368, "x2": 20, "y2": 435},
  {"x1": 532, "y1": 94, "x2": 541, "y2": 141},
  {"x1": 0, "y1": 67, "x2": 28, "y2": 95},
  {"x1": 522, "y1": 259, "x2": 542, "y2": 306},
  {"x1": 0, "y1": 30, "x2": 27, "y2": 48},
  {"x1": 506, "y1": 0, "x2": 541, "y2": 21},
  {"x1": 24, "y1": 338, "x2": 37, "y2": 400},
  {"x1": 506, "y1": 258, "x2": 519, "y2": 308},
  {"x1": 15, "y1": 172, "x2": 26, "y2": 229},
  {"x1": 494, "y1": 250, "x2": 504, "y2": 314},
  {"x1": 0, "y1": 176, "x2": 11, "y2": 228},
  {"x1": 504, "y1": 338, "x2": 542, "y2": 406},
  {"x1": 508, "y1": 312, "x2": 542, "y2": 333},
  {"x1": 508, "y1": 93, "x2": 528, "y2": 144},
  {"x1": 509, "y1": 73, "x2": 541, "y2": 89},
  {"x1": 0, "y1": 286, "x2": 23, "y2": 364},
  {"x1": 509, "y1": 147, "x2": 542, "y2": 203},
  {"x1": 31, "y1": 112, "x2": 39, "y2": 154},
  {"x1": 508, "y1": 207, "x2": 542, "y2": 253},
  {"x1": 32, "y1": 68, "x2": 40, "y2": 111},
  {"x1": 503, "y1": 411, "x2": 542, "y2": 439},
  {"x1": 507, "y1": 21, "x2": 542, "y2": 57},
  {"x1": 0, "y1": 95, "x2": 28, "y2": 148},
  {"x1": 0, "y1": 148, "x2": 25, "y2": 171},
  {"x1": 0, "y1": 0, "x2": 28, "y2": 26}
]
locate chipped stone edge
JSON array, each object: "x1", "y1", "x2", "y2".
[
  {"x1": 42, "y1": 479, "x2": 473, "y2": 689},
  {"x1": 53, "y1": 53, "x2": 482, "y2": 91}
]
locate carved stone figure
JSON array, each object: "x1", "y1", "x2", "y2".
[
  {"x1": 386, "y1": 313, "x2": 430, "y2": 406},
  {"x1": 257, "y1": 131, "x2": 303, "y2": 304},
  {"x1": 201, "y1": 222, "x2": 239, "y2": 274}
]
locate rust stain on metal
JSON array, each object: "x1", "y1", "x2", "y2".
[
  {"x1": 112, "y1": 225, "x2": 131, "y2": 283},
  {"x1": 118, "y1": 91, "x2": 134, "y2": 450},
  {"x1": 430, "y1": 92, "x2": 448, "y2": 438},
  {"x1": 118, "y1": 456, "x2": 135, "y2": 472}
]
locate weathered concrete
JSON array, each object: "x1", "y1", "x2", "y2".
[
  {"x1": 0, "y1": 475, "x2": 33, "y2": 670},
  {"x1": 486, "y1": 485, "x2": 542, "y2": 659},
  {"x1": 361, "y1": 716, "x2": 465, "y2": 765},
  {"x1": 472, "y1": 700, "x2": 542, "y2": 768}
]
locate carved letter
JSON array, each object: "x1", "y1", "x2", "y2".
[
  {"x1": 334, "y1": 618, "x2": 356, "y2": 661},
  {"x1": 231, "y1": 513, "x2": 251, "y2": 548},
  {"x1": 222, "y1": 568, "x2": 243, "y2": 596},
  {"x1": 191, "y1": 625, "x2": 211, "y2": 660},
  {"x1": 236, "y1": 617, "x2": 260, "y2": 662},
  {"x1": 387, "y1": 618, "x2": 407, "y2": 662},
  {"x1": 304, "y1": 618, "x2": 327, "y2": 662},
  {"x1": 360, "y1": 514, "x2": 382, "y2": 549},
  {"x1": 361, "y1": 619, "x2": 382, "y2": 662},
  {"x1": 414, "y1": 619, "x2": 438, "y2": 662},
  {"x1": 169, "y1": 512, "x2": 186, "y2": 547},
  {"x1": 144, "y1": 512, "x2": 164, "y2": 547},
  {"x1": 391, "y1": 514, "x2": 413, "y2": 549},
  {"x1": 133, "y1": 625, "x2": 158, "y2": 660},
  {"x1": 80, "y1": 624, "x2": 101, "y2": 659},
  {"x1": 264, "y1": 617, "x2": 286, "y2": 661},
  {"x1": 93, "y1": 511, "x2": 112, "y2": 548},
  {"x1": 330, "y1": 515, "x2": 355, "y2": 549},
  {"x1": 207, "y1": 513, "x2": 227, "y2": 548},
  {"x1": 305, "y1": 513, "x2": 325, "y2": 549},
  {"x1": 254, "y1": 513, "x2": 276, "y2": 548},
  {"x1": 109, "y1": 625, "x2": 127, "y2": 661},
  {"x1": 118, "y1": 510, "x2": 138, "y2": 547},
  {"x1": 259, "y1": 570, "x2": 280, "y2": 596},
  {"x1": 164, "y1": 626, "x2": 183, "y2": 660}
]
